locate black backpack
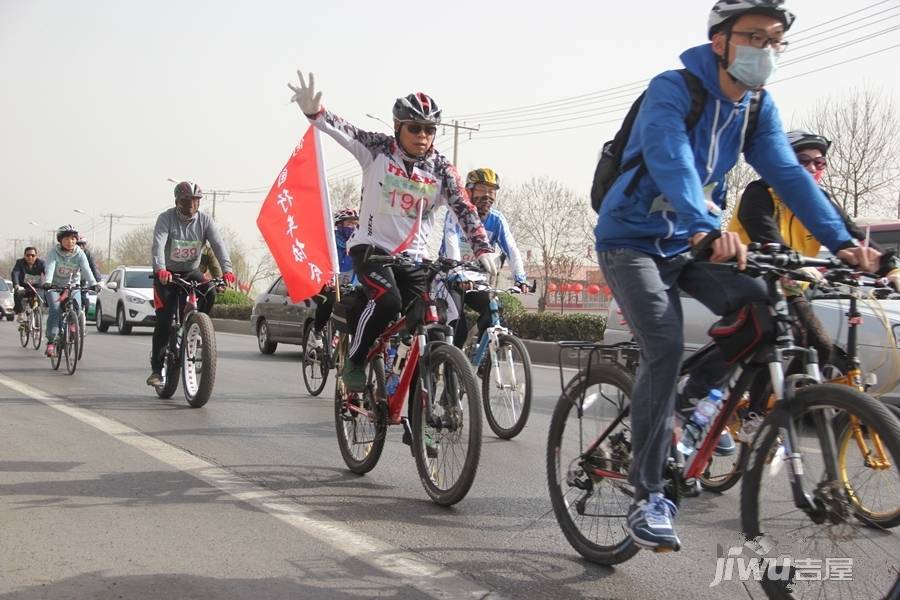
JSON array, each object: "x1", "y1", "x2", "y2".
[{"x1": 590, "y1": 69, "x2": 761, "y2": 213}]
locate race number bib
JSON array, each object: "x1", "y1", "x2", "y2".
[
  {"x1": 170, "y1": 239, "x2": 201, "y2": 262},
  {"x1": 55, "y1": 256, "x2": 78, "y2": 280},
  {"x1": 458, "y1": 238, "x2": 476, "y2": 263},
  {"x1": 24, "y1": 273, "x2": 41, "y2": 284},
  {"x1": 380, "y1": 172, "x2": 438, "y2": 219}
]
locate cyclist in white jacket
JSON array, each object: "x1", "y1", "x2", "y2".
[{"x1": 289, "y1": 71, "x2": 497, "y2": 391}]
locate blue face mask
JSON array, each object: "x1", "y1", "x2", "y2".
[
  {"x1": 727, "y1": 44, "x2": 778, "y2": 89},
  {"x1": 336, "y1": 226, "x2": 355, "y2": 241}
]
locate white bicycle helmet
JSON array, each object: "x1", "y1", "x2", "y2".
[{"x1": 708, "y1": 0, "x2": 796, "y2": 39}]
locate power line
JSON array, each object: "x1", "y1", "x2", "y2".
[{"x1": 444, "y1": 0, "x2": 894, "y2": 122}]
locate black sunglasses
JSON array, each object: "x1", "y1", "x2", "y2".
[
  {"x1": 25, "y1": 253, "x2": 37, "y2": 257},
  {"x1": 405, "y1": 123, "x2": 437, "y2": 136}
]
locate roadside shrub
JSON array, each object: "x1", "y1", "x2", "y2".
[
  {"x1": 506, "y1": 312, "x2": 605, "y2": 342},
  {"x1": 210, "y1": 304, "x2": 251, "y2": 320},
  {"x1": 217, "y1": 289, "x2": 252, "y2": 306}
]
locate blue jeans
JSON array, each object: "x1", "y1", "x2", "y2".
[
  {"x1": 598, "y1": 248, "x2": 767, "y2": 500},
  {"x1": 45, "y1": 290, "x2": 82, "y2": 342}
]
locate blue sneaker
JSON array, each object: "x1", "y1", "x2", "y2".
[
  {"x1": 715, "y1": 431, "x2": 737, "y2": 456},
  {"x1": 625, "y1": 493, "x2": 681, "y2": 551}
]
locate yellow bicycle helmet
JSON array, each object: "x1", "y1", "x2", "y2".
[{"x1": 466, "y1": 168, "x2": 500, "y2": 190}]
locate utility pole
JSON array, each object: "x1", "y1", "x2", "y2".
[
  {"x1": 444, "y1": 120, "x2": 480, "y2": 165},
  {"x1": 101, "y1": 213, "x2": 124, "y2": 267},
  {"x1": 7, "y1": 238, "x2": 24, "y2": 257},
  {"x1": 206, "y1": 190, "x2": 230, "y2": 220}
]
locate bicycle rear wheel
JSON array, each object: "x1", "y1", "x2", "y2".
[
  {"x1": 64, "y1": 311, "x2": 79, "y2": 375},
  {"x1": 301, "y1": 321, "x2": 329, "y2": 396},
  {"x1": 333, "y1": 335, "x2": 386, "y2": 473},
  {"x1": 741, "y1": 383, "x2": 900, "y2": 599},
  {"x1": 77, "y1": 308, "x2": 86, "y2": 361},
  {"x1": 31, "y1": 307, "x2": 43, "y2": 350},
  {"x1": 155, "y1": 338, "x2": 181, "y2": 399},
  {"x1": 410, "y1": 343, "x2": 482, "y2": 506},
  {"x1": 481, "y1": 333, "x2": 533, "y2": 439},
  {"x1": 547, "y1": 362, "x2": 639, "y2": 565},
  {"x1": 19, "y1": 314, "x2": 29, "y2": 348},
  {"x1": 181, "y1": 312, "x2": 216, "y2": 408}
]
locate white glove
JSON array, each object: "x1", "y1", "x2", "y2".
[
  {"x1": 288, "y1": 70, "x2": 322, "y2": 117},
  {"x1": 796, "y1": 266, "x2": 825, "y2": 282},
  {"x1": 478, "y1": 253, "x2": 498, "y2": 278}
]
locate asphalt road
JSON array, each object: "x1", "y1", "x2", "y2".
[{"x1": 0, "y1": 321, "x2": 892, "y2": 599}]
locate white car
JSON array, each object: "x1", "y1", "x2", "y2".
[{"x1": 96, "y1": 266, "x2": 156, "y2": 334}]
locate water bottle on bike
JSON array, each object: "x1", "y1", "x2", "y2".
[
  {"x1": 676, "y1": 388, "x2": 724, "y2": 456},
  {"x1": 385, "y1": 337, "x2": 400, "y2": 396}
]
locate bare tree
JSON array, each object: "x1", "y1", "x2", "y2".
[
  {"x1": 113, "y1": 224, "x2": 153, "y2": 267},
  {"x1": 799, "y1": 87, "x2": 900, "y2": 218},
  {"x1": 328, "y1": 177, "x2": 361, "y2": 212},
  {"x1": 501, "y1": 177, "x2": 592, "y2": 312},
  {"x1": 722, "y1": 156, "x2": 759, "y2": 229}
]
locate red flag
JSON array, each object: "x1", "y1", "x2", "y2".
[{"x1": 257, "y1": 127, "x2": 337, "y2": 302}]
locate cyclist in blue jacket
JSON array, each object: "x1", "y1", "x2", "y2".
[
  {"x1": 441, "y1": 168, "x2": 529, "y2": 348},
  {"x1": 594, "y1": 0, "x2": 879, "y2": 552},
  {"x1": 311, "y1": 208, "x2": 359, "y2": 342}
]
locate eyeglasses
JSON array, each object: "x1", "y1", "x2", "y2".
[
  {"x1": 731, "y1": 30, "x2": 789, "y2": 53},
  {"x1": 24, "y1": 254, "x2": 36, "y2": 258},
  {"x1": 405, "y1": 123, "x2": 437, "y2": 136},
  {"x1": 798, "y1": 155, "x2": 827, "y2": 170}
]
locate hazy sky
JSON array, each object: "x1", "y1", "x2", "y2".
[{"x1": 2, "y1": 0, "x2": 898, "y2": 265}]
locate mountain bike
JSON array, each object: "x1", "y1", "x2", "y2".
[
  {"x1": 546, "y1": 245, "x2": 900, "y2": 599},
  {"x1": 152, "y1": 275, "x2": 223, "y2": 408},
  {"x1": 17, "y1": 284, "x2": 43, "y2": 351},
  {"x1": 302, "y1": 284, "x2": 355, "y2": 396},
  {"x1": 46, "y1": 280, "x2": 89, "y2": 375},
  {"x1": 451, "y1": 267, "x2": 534, "y2": 439},
  {"x1": 333, "y1": 255, "x2": 483, "y2": 506}
]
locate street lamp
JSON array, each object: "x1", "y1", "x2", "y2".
[
  {"x1": 365, "y1": 113, "x2": 393, "y2": 129},
  {"x1": 73, "y1": 208, "x2": 98, "y2": 242},
  {"x1": 166, "y1": 177, "x2": 227, "y2": 219}
]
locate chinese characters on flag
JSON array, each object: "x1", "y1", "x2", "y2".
[{"x1": 257, "y1": 126, "x2": 338, "y2": 302}]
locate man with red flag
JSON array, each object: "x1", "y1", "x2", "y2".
[{"x1": 288, "y1": 70, "x2": 497, "y2": 392}]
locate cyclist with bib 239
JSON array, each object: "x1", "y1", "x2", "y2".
[
  {"x1": 289, "y1": 71, "x2": 496, "y2": 393},
  {"x1": 146, "y1": 181, "x2": 236, "y2": 387},
  {"x1": 440, "y1": 168, "x2": 529, "y2": 348},
  {"x1": 594, "y1": 0, "x2": 879, "y2": 553}
]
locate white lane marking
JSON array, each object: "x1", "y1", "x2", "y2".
[{"x1": 0, "y1": 373, "x2": 501, "y2": 600}]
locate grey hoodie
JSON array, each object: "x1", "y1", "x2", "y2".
[{"x1": 152, "y1": 208, "x2": 233, "y2": 273}]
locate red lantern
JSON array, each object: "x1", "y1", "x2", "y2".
[
  {"x1": 601, "y1": 286, "x2": 612, "y2": 297},
  {"x1": 560, "y1": 283, "x2": 570, "y2": 293},
  {"x1": 547, "y1": 282, "x2": 558, "y2": 293},
  {"x1": 572, "y1": 283, "x2": 583, "y2": 293},
  {"x1": 587, "y1": 284, "x2": 601, "y2": 295}
]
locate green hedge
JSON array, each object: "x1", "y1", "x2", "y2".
[
  {"x1": 210, "y1": 304, "x2": 252, "y2": 320},
  {"x1": 217, "y1": 289, "x2": 253, "y2": 305},
  {"x1": 506, "y1": 312, "x2": 605, "y2": 342}
]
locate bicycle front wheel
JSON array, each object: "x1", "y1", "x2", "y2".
[
  {"x1": 481, "y1": 333, "x2": 533, "y2": 439},
  {"x1": 181, "y1": 312, "x2": 216, "y2": 408},
  {"x1": 64, "y1": 311, "x2": 79, "y2": 375},
  {"x1": 547, "y1": 362, "x2": 638, "y2": 565},
  {"x1": 32, "y1": 307, "x2": 43, "y2": 350},
  {"x1": 741, "y1": 383, "x2": 900, "y2": 600},
  {"x1": 301, "y1": 321, "x2": 329, "y2": 396},
  {"x1": 835, "y1": 405, "x2": 900, "y2": 529},
  {"x1": 410, "y1": 343, "x2": 482, "y2": 506},
  {"x1": 333, "y1": 334, "x2": 386, "y2": 474}
]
